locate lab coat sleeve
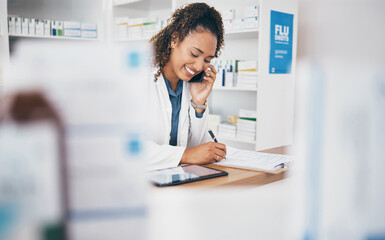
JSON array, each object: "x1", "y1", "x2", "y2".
[
  {"x1": 145, "y1": 140, "x2": 186, "y2": 171},
  {"x1": 187, "y1": 104, "x2": 211, "y2": 148}
]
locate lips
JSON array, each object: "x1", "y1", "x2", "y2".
[{"x1": 184, "y1": 65, "x2": 196, "y2": 77}]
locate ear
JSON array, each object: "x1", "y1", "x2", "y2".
[{"x1": 171, "y1": 34, "x2": 179, "y2": 48}]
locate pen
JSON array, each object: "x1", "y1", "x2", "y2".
[
  {"x1": 273, "y1": 163, "x2": 286, "y2": 169},
  {"x1": 208, "y1": 129, "x2": 218, "y2": 142},
  {"x1": 208, "y1": 130, "x2": 226, "y2": 160}
]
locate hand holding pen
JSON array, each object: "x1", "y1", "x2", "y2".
[
  {"x1": 180, "y1": 130, "x2": 226, "y2": 164},
  {"x1": 208, "y1": 129, "x2": 226, "y2": 161}
]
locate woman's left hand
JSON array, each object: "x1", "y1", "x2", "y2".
[{"x1": 190, "y1": 64, "x2": 217, "y2": 105}]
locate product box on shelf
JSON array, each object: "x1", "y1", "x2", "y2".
[
  {"x1": 64, "y1": 21, "x2": 81, "y2": 37},
  {"x1": 238, "y1": 60, "x2": 257, "y2": 72},
  {"x1": 64, "y1": 29, "x2": 81, "y2": 37},
  {"x1": 21, "y1": 17, "x2": 29, "y2": 35},
  {"x1": 81, "y1": 30, "x2": 97, "y2": 38},
  {"x1": 114, "y1": 17, "x2": 128, "y2": 40},
  {"x1": 8, "y1": 16, "x2": 15, "y2": 34},
  {"x1": 81, "y1": 23, "x2": 97, "y2": 31},
  {"x1": 208, "y1": 114, "x2": 221, "y2": 135},
  {"x1": 44, "y1": 20, "x2": 51, "y2": 36},
  {"x1": 28, "y1": 18, "x2": 35, "y2": 36},
  {"x1": 35, "y1": 19, "x2": 44, "y2": 36},
  {"x1": 80, "y1": 22, "x2": 97, "y2": 38},
  {"x1": 51, "y1": 20, "x2": 57, "y2": 36},
  {"x1": 243, "y1": 17, "x2": 258, "y2": 29},
  {"x1": 14, "y1": 17, "x2": 22, "y2": 34},
  {"x1": 57, "y1": 21, "x2": 63, "y2": 36},
  {"x1": 232, "y1": 19, "x2": 243, "y2": 31},
  {"x1": 142, "y1": 18, "x2": 158, "y2": 40},
  {"x1": 244, "y1": 5, "x2": 259, "y2": 18},
  {"x1": 127, "y1": 18, "x2": 143, "y2": 40},
  {"x1": 64, "y1": 21, "x2": 81, "y2": 29}
]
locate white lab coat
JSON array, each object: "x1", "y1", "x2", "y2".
[{"x1": 145, "y1": 74, "x2": 211, "y2": 171}]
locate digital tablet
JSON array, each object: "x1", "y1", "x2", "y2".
[{"x1": 150, "y1": 165, "x2": 228, "y2": 187}]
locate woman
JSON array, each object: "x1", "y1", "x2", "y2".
[{"x1": 146, "y1": 2, "x2": 226, "y2": 170}]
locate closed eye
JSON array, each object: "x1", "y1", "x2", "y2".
[{"x1": 191, "y1": 52, "x2": 198, "y2": 57}]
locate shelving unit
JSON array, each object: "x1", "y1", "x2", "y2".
[
  {"x1": 224, "y1": 29, "x2": 259, "y2": 39},
  {"x1": 0, "y1": 0, "x2": 298, "y2": 151},
  {"x1": 111, "y1": 0, "x2": 173, "y2": 42},
  {"x1": 9, "y1": 33, "x2": 99, "y2": 41},
  {"x1": 0, "y1": 0, "x2": 104, "y2": 92}
]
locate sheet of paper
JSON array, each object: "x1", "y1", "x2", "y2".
[{"x1": 215, "y1": 146, "x2": 293, "y2": 171}]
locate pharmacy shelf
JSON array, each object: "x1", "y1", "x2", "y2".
[
  {"x1": 8, "y1": 34, "x2": 99, "y2": 41},
  {"x1": 213, "y1": 86, "x2": 257, "y2": 92},
  {"x1": 114, "y1": 0, "x2": 141, "y2": 7},
  {"x1": 224, "y1": 29, "x2": 259, "y2": 39},
  {"x1": 218, "y1": 136, "x2": 257, "y2": 144},
  {"x1": 114, "y1": 38, "x2": 150, "y2": 42},
  {"x1": 114, "y1": 0, "x2": 172, "y2": 10}
]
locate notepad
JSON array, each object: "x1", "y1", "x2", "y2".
[{"x1": 214, "y1": 146, "x2": 293, "y2": 172}]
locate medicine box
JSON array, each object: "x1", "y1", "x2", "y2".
[
  {"x1": 244, "y1": 5, "x2": 259, "y2": 18},
  {"x1": 232, "y1": 19, "x2": 243, "y2": 31},
  {"x1": 64, "y1": 21, "x2": 80, "y2": 29},
  {"x1": 63, "y1": 21, "x2": 80, "y2": 37},
  {"x1": 243, "y1": 17, "x2": 258, "y2": 29},
  {"x1": 64, "y1": 29, "x2": 81, "y2": 37},
  {"x1": 81, "y1": 22, "x2": 97, "y2": 38},
  {"x1": 81, "y1": 23, "x2": 97, "y2": 31},
  {"x1": 81, "y1": 30, "x2": 97, "y2": 38},
  {"x1": 21, "y1": 17, "x2": 29, "y2": 35},
  {"x1": 28, "y1": 18, "x2": 35, "y2": 36},
  {"x1": 51, "y1": 21, "x2": 57, "y2": 36},
  {"x1": 44, "y1": 20, "x2": 51, "y2": 36},
  {"x1": 35, "y1": 19, "x2": 44, "y2": 36},
  {"x1": 238, "y1": 60, "x2": 258, "y2": 72},
  {"x1": 15, "y1": 17, "x2": 21, "y2": 34},
  {"x1": 57, "y1": 21, "x2": 63, "y2": 36},
  {"x1": 8, "y1": 17, "x2": 15, "y2": 34}
]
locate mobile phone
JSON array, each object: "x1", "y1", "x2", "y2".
[{"x1": 189, "y1": 71, "x2": 204, "y2": 83}]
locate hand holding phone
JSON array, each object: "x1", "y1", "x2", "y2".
[{"x1": 189, "y1": 65, "x2": 217, "y2": 107}]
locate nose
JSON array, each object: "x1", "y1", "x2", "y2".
[{"x1": 193, "y1": 59, "x2": 205, "y2": 72}]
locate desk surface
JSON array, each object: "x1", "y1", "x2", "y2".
[
  {"x1": 154, "y1": 145, "x2": 290, "y2": 189},
  {"x1": 164, "y1": 164, "x2": 287, "y2": 188}
]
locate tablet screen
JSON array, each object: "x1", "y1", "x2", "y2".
[{"x1": 150, "y1": 165, "x2": 227, "y2": 187}]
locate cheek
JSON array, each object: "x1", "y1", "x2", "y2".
[{"x1": 174, "y1": 52, "x2": 193, "y2": 70}]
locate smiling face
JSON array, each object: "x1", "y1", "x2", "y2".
[{"x1": 164, "y1": 30, "x2": 217, "y2": 83}]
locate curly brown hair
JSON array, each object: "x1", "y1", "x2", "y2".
[{"x1": 150, "y1": 2, "x2": 224, "y2": 81}]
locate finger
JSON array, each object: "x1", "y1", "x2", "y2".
[
  {"x1": 213, "y1": 148, "x2": 226, "y2": 158},
  {"x1": 204, "y1": 67, "x2": 217, "y2": 79},
  {"x1": 213, "y1": 142, "x2": 226, "y2": 153},
  {"x1": 211, "y1": 152, "x2": 220, "y2": 162},
  {"x1": 203, "y1": 74, "x2": 215, "y2": 84},
  {"x1": 208, "y1": 64, "x2": 217, "y2": 75}
]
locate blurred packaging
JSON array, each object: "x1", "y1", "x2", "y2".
[
  {"x1": 208, "y1": 114, "x2": 221, "y2": 135},
  {"x1": 3, "y1": 41, "x2": 151, "y2": 240},
  {"x1": 0, "y1": 92, "x2": 66, "y2": 240}
]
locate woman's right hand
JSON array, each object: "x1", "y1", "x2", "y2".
[{"x1": 180, "y1": 142, "x2": 227, "y2": 165}]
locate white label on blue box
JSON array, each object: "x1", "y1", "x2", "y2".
[{"x1": 269, "y1": 10, "x2": 294, "y2": 74}]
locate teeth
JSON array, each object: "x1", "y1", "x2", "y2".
[{"x1": 185, "y1": 66, "x2": 195, "y2": 75}]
